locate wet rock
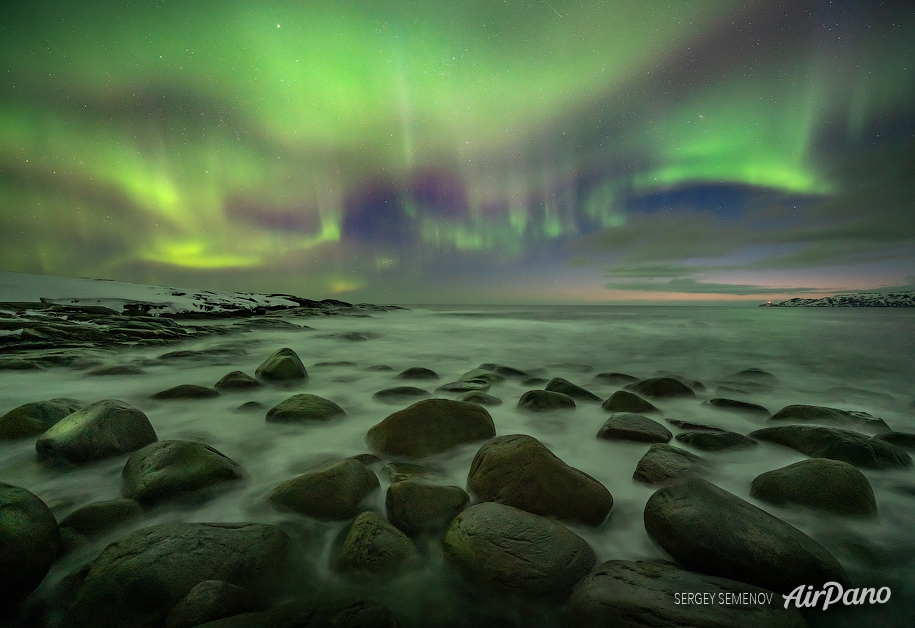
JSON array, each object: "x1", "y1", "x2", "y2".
[
  {"x1": 59, "y1": 498, "x2": 144, "y2": 538},
  {"x1": 267, "y1": 458, "x2": 379, "y2": 520},
  {"x1": 749, "y1": 425, "x2": 912, "y2": 469},
  {"x1": 873, "y1": 431, "x2": 915, "y2": 450},
  {"x1": 365, "y1": 365, "x2": 395, "y2": 372},
  {"x1": 214, "y1": 371, "x2": 261, "y2": 391},
  {"x1": 545, "y1": 377, "x2": 601, "y2": 402},
  {"x1": 589, "y1": 372, "x2": 639, "y2": 386},
  {"x1": 0, "y1": 483, "x2": 61, "y2": 608},
  {"x1": 122, "y1": 440, "x2": 245, "y2": 504},
  {"x1": 312, "y1": 361, "x2": 357, "y2": 368},
  {"x1": 601, "y1": 390, "x2": 659, "y2": 414},
  {"x1": 191, "y1": 597, "x2": 401, "y2": 628},
  {"x1": 633, "y1": 443, "x2": 706, "y2": 485},
  {"x1": 254, "y1": 347, "x2": 308, "y2": 384},
  {"x1": 724, "y1": 368, "x2": 779, "y2": 385},
  {"x1": 235, "y1": 401, "x2": 265, "y2": 413},
  {"x1": 453, "y1": 391, "x2": 502, "y2": 406},
  {"x1": 597, "y1": 413, "x2": 672, "y2": 444},
  {"x1": 150, "y1": 384, "x2": 221, "y2": 400},
  {"x1": 547, "y1": 363, "x2": 594, "y2": 373},
  {"x1": 477, "y1": 363, "x2": 530, "y2": 378},
  {"x1": 386, "y1": 480, "x2": 470, "y2": 534},
  {"x1": 517, "y1": 390, "x2": 576, "y2": 411},
  {"x1": 395, "y1": 367, "x2": 439, "y2": 380},
  {"x1": 164, "y1": 580, "x2": 258, "y2": 628},
  {"x1": 674, "y1": 430, "x2": 758, "y2": 451},
  {"x1": 522, "y1": 376, "x2": 549, "y2": 387},
  {"x1": 750, "y1": 458, "x2": 878, "y2": 517},
  {"x1": 706, "y1": 398, "x2": 770, "y2": 416},
  {"x1": 266, "y1": 393, "x2": 345, "y2": 423},
  {"x1": 644, "y1": 476, "x2": 851, "y2": 594},
  {"x1": 467, "y1": 434, "x2": 612, "y2": 526},
  {"x1": 653, "y1": 372, "x2": 706, "y2": 393},
  {"x1": 564, "y1": 560, "x2": 807, "y2": 628},
  {"x1": 665, "y1": 419, "x2": 723, "y2": 431},
  {"x1": 87, "y1": 365, "x2": 146, "y2": 376},
  {"x1": 36, "y1": 399, "x2": 158, "y2": 464},
  {"x1": 460, "y1": 368, "x2": 505, "y2": 384},
  {"x1": 334, "y1": 511, "x2": 416, "y2": 575},
  {"x1": 769, "y1": 404, "x2": 890, "y2": 433},
  {"x1": 382, "y1": 462, "x2": 432, "y2": 483},
  {"x1": 0, "y1": 397, "x2": 83, "y2": 439},
  {"x1": 366, "y1": 399, "x2": 496, "y2": 458},
  {"x1": 435, "y1": 379, "x2": 490, "y2": 393},
  {"x1": 443, "y1": 502, "x2": 596, "y2": 597},
  {"x1": 624, "y1": 377, "x2": 696, "y2": 399},
  {"x1": 59, "y1": 522, "x2": 290, "y2": 628},
  {"x1": 372, "y1": 386, "x2": 430, "y2": 403}
]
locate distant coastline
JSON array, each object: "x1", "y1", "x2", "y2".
[{"x1": 761, "y1": 292, "x2": 915, "y2": 307}]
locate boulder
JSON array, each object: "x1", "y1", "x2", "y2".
[
  {"x1": 750, "y1": 458, "x2": 877, "y2": 516},
  {"x1": 386, "y1": 480, "x2": 470, "y2": 534},
  {"x1": 769, "y1": 404, "x2": 890, "y2": 433},
  {"x1": 707, "y1": 398, "x2": 770, "y2": 416},
  {"x1": 601, "y1": 390, "x2": 659, "y2": 413},
  {"x1": 213, "y1": 371, "x2": 261, "y2": 391},
  {"x1": 150, "y1": 385, "x2": 220, "y2": 400},
  {"x1": 59, "y1": 522, "x2": 290, "y2": 628},
  {"x1": 453, "y1": 391, "x2": 502, "y2": 406},
  {"x1": 725, "y1": 368, "x2": 779, "y2": 385},
  {"x1": 517, "y1": 390, "x2": 576, "y2": 411},
  {"x1": 460, "y1": 368, "x2": 505, "y2": 384},
  {"x1": 265, "y1": 394, "x2": 345, "y2": 423},
  {"x1": 435, "y1": 380, "x2": 490, "y2": 393},
  {"x1": 467, "y1": 434, "x2": 612, "y2": 526},
  {"x1": 443, "y1": 502, "x2": 596, "y2": 597},
  {"x1": 0, "y1": 483, "x2": 61, "y2": 608},
  {"x1": 643, "y1": 476, "x2": 850, "y2": 594},
  {"x1": 372, "y1": 387, "x2": 430, "y2": 403},
  {"x1": 164, "y1": 580, "x2": 257, "y2": 628},
  {"x1": 564, "y1": 560, "x2": 807, "y2": 628},
  {"x1": 60, "y1": 498, "x2": 144, "y2": 538},
  {"x1": 35, "y1": 400, "x2": 158, "y2": 464},
  {"x1": 0, "y1": 397, "x2": 83, "y2": 439},
  {"x1": 674, "y1": 430, "x2": 758, "y2": 451},
  {"x1": 597, "y1": 413, "x2": 672, "y2": 444},
  {"x1": 267, "y1": 458, "x2": 379, "y2": 520},
  {"x1": 666, "y1": 419, "x2": 722, "y2": 431},
  {"x1": 255, "y1": 348, "x2": 308, "y2": 383},
  {"x1": 366, "y1": 399, "x2": 495, "y2": 458},
  {"x1": 624, "y1": 377, "x2": 695, "y2": 399},
  {"x1": 122, "y1": 440, "x2": 245, "y2": 504},
  {"x1": 873, "y1": 431, "x2": 915, "y2": 450},
  {"x1": 334, "y1": 511, "x2": 416, "y2": 575},
  {"x1": 477, "y1": 363, "x2": 529, "y2": 378},
  {"x1": 545, "y1": 378, "x2": 601, "y2": 402},
  {"x1": 633, "y1": 443, "x2": 706, "y2": 485},
  {"x1": 395, "y1": 367, "x2": 439, "y2": 380},
  {"x1": 191, "y1": 598, "x2": 400, "y2": 628},
  {"x1": 588, "y1": 372, "x2": 639, "y2": 386},
  {"x1": 382, "y1": 462, "x2": 432, "y2": 483},
  {"x1": 86, "y1": 366, "x2": 147, "y2": 376},
  {"x1": 749, "y1": 425, "x2": 912, "y2": 469}
]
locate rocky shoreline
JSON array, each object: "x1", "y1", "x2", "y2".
[{"x1": 761, "y1": 292, "x2": 915, "y2": 307}]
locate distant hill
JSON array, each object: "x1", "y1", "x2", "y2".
[{"x1": 761, "y1": 292, "x2": 915, "y2": 307}]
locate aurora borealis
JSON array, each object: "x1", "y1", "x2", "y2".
[{"x1": 2, "y1": 0, "x2": 913, "y2": 303}]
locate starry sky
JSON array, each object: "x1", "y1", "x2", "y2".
[{"x1": 1, "y1": 0, "x2": 913, "y2": 304}]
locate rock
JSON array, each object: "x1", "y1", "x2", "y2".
[
  {"x1": 601, "y1": 390, "x2": 659, "y2": 413},
  {"x1": 597, "y1": 413, "x2": 672, "y2": 444},
  {"x1": 0, "y1": 397, "x2": 83, "y2": 439},
  {"x1": 749, "y1": 425, "x2": 912, "y2": 469},
  {"x1": 674, "y1": 430, "x2": 758, "y2": 451},
  {"x1": 517, "y1": 390, "x2": 576, "y2": 411},
  {"x1": 624, "y1": 377, "x2": 695, "y2": 399},
  {"x1": 235, "y1": 401, "x2": 264, "y2": 413},
  {"x1": 265, "y1": 394, "x2": 345, "y2": 423},
  {"x1": 643, "y1": 476, "x2": 850, "y2": 594},
  {"x1": 191, "y1": 598, "x2": 401, "y2": 628},
  {"x1": 122, "y1": 440, "x2": 245, "y2": 504},
  {"x1": 633, "y1": 443, "x2": 706, "y2": 485},
  {"x1": 312, "y1": 361, "x2": 357, "y2": 368},
  {"x1": 460, "y1": 368, "x2": 504, "y2": 384},
  {"x1": 87, "y1": 365, "x2": 146, "y2": 376},
  {"x1": 395, "y1": 367, "x2": 439, "y2": 380},
  {"x1": 60, "y1": 498, "x2": 144, "y2": 538},
  {"x1": 545, "y1": 378, "x2": 601, "y2": 402},
  {"x1": 334, "y1": 511, "x2": 416, "y2": 575},
  {"x1": 827, "y1": 386, "x2": 895, "y2": 404},
  {"x1": 372, "y1": 386, "x2": 430, "y2": 403},
  {"x1": 724, "y1": 368, "x2": 779, "y2": 385},
  {"x1": 0, "y1": 483, "x2": 61, "y2": 608},
  {"x1": 443, "y1": 502, "x2": 596, "y2": 597},
  {"x1": 366, "y1": 399, "x2": 496, "y2": 458},
  {"x1": 214, "y1": 371, "x2": 261, "y2": 391},
  {"x1": 255, "y1": 348, "x2": 308, "y2": 384},
  {"x1": 164, "y1": 580, "x2": 258, "y2": 628},
  {"x1": 435, "y1": 380, "x2": 490, "y2": 393},
  {"x1": 873, "y1": 431, "x2": 915, "y2": 450},
  {"x1": 477, "y1": 363, "x2": 530, "y2": 378},
  {"x1": 564, "y1": 560, "x2": 807, "y2": 628},
  {"x1": 707, "y1": 398, "x2": 770, "y2": 416},
  {"x1": 382, "y1": 462, "x2": 432, "y2": 483},
  {"x1": 150, "y1": 384, "x2": 221, "y2": 400},
  {"x1": 365, "y1": 365, "x2": 395, "y2": 372},
  {"x1": 467, "y1": 434, "x2": 613, "y2": 526},
  {"x1": 35, "y1": 400, "x2": 158, "y2": 464},
  {"x1": 653, "y1": 372, "x2": 706, "y2": 392},
  {"x1": 665, "y1": 419, "x2": 723, "y2": 431},
  {"x1": 588, "y1": 372, "x2": 639, "y2": 386},
  {"x1": 453, "y1": 391, "x2": 502, "y2": 406},
  {"x1": 267, "y1": 458, "x2": 379, "y2": 520},
  {"x1": 59, "y1": 522, "x2": 290, "y2": 628},
  {"x1": 769, "y1": 404, "x2": 890, "y2": 433},
  {"x1": 385, "y1": 480, "x2": 469, "y2": 534},
  {"x1": 522, "y1": 377, "x2": 549, "y2": 387},
  {"x1": 750, "y1": 458, "x2": 878, "y2": 516},
  {"x1": 547, "y1": 363, "x2": 594, "y2": 373}
]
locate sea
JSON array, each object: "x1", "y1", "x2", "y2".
[{"x1": 1, "y1": 305, "x2": 914, "y2": 627}]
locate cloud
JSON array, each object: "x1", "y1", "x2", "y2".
[{"x1": 605, "y1": 277, "x2": 822, "y2": 295}]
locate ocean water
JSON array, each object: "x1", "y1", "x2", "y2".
[{"x1": 1, "y1": 305, "x2": 914, "y2": 627}]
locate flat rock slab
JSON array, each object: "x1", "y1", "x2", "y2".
[
  {"x1": 644, "y1": 476, "x2": 850, "y2": 594},
  {"x1": 564, "y1": 560, "x2": 807, "y2": 628},
  {"x1": 266, "y1": 393, "x2": 345, "y2": 423},
  {"x1": 624, "y1": 377, "x2": 695, "y2": 399},
  {"x1": 633, "y1": 443, "x2": 706, "y2": 485},
  {"x1": 750, "y1": 458, "x2": 877, "y2": 516},
  {"x1": 467, "y1": 434, "x2": 613, "y2": 526},
  {"x1": 443, "y1": 502, "x2": 596, "y2": 597},
  {"x1": 597, "y1": 413, "x2": 672, "y2": 444},
  {"x1": 267, "y1": 458, "x2": 379, "y2": 520},
  {"x1": 0, "y1": 482, "x2": 61, "y2": 607},
  {"x1": 60, "y1": 522, "x2": 290, "y2": 628},
  {"x1": 0, "y1": 397, "x2": 83, "y2": 439},
  {"x1": 366, "y1": 398, "x2": 495, "y2": 458},
  {"x1": 674, "y1": 430, "x2": 758, "y2": 451},
  {"x1": 749, "y1": 425, "x2": 912, "y2": 469}
]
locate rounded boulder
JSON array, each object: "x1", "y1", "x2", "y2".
[
  {"x1": 267, "y1": 458, "x2": 379, "y2": 520},
  {"x1": 266, "y1": 393, "x2": 346, "y2": 423},
  {"x1": 750, "y1": 458, "x2": 877, "y2": 516},
  {"x1": 0, "y1": 483, "x2": 61, "y2": 608}
]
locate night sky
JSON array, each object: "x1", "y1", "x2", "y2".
[{"x1": 2, "y1": 1, "x2": 913, "y2": 304}]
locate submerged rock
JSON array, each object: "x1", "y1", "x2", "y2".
[
  {"x1": 632, "y1": 443, "x2": 706, "y2": 485},
  {"x1": 0, "y1": 482, "x2": 61, "y2": 608},
  {"x1": 0, "y1": 397, "x2": 83, "y2": 439},
  {"x1": 372, "y1": 386, "x2": 431, "y2": 403},
  {"x1": 769, "y1": 404, "x2": 890, "y2": 433},
  {"x1": 750, "y1": 425, "x2": 912, "y2": 469},
  {"x1": 706, "y1": 398, "x2": 770, "y2": 416},
  {"x1": 477, "y1": 363, "x2": 530, "y2": 378},
  {"x1": 265, "y1": 393, "x2": 345, "y2": 423},
  {"x1": 150, "y1": 384, "x2": 221, "y2": 400},
  {"x1": 453, "y1": 391, "x2": 502, "y2": 406},
  {"x1": 467, "y1": 434, "x2": 612, "y2": 526},
  {"x1": 624, "y1": 377, "x2": 695, "y2": 399},
  {"x1": 267, "y1": 458, "x2": 379, "y2": 520},
  {"x1": 385, "y1": 480, "x2": 469, "y2": 534},
  {"x1": 213, "y1": 371, "x2": 261, "y2": 391},
  {"x1": 601, "y1": 390, "x2": 659, "y2": 413},
  {"x1": 873, "y1": 431, "x2": 915, "y2": 450},
  {"x1": 334, "y1": 511, "x2": 416, "y2": 575},
  {"x1": 545, "y1": 377, "x2": 601, "y2": 402},
  {"x1": 189, "y1": 597, "x2": 400, "y2": 628},
  {"x1": 588, "y1": 372, "x2": 639, "y2": 386},
  {"x1": 674, "y1": 430, "x2": 758, "y2": 451},
  {"x1": 164, "y1": 580, "x2": 257, "y2": 628},
  {"x1": 597, "y1": 413, "x2": 672, "y2": 444},
  {"x1": 750, "y1": 458, "x2": 878, "y2": 517},
  {"x1": 517, "y1": 389, "x2": 576, "y2": 411},
  {"x1": 59, "y1": 498, "x2": 144, "y2": 539},
  {"x1": 255, "y1": 347, "x2": 308, "y2": 383},
  {"x1": 395, "y1": 367, "x2": 439, "y2": 380}
]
